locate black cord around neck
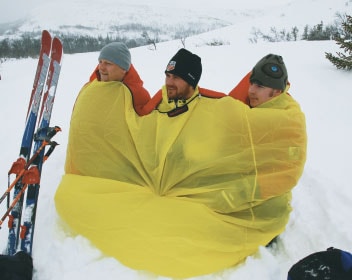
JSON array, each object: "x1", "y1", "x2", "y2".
[{"x1": 157, "y1": 94, "x2": 200, "y2": 117}]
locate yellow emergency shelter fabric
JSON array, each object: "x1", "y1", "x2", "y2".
[
  {"x1": 249, "y1": 92, "x2": 307, "y2": 199},
  {"x1": 55, "y1": 80, "x2": 306, "y2": 278}
]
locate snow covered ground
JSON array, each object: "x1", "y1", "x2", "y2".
[{"x1": 0, "y1": 0, "x2": 352, "y2": 279}]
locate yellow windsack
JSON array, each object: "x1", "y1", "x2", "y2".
[{"x1": 55, "y1": 81, "x2": 306, "y2": 278}]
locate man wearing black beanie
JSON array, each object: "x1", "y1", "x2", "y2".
[
  {"x1": 152, "y1": 48, "x2": 208, "y2": 117},
  {"x1": 165, "y1": 48, "x2": 202, "y2": 98}
]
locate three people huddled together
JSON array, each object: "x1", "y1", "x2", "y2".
[{"x1": 55, "y1": 42, "x2": 307, "y2": 278}]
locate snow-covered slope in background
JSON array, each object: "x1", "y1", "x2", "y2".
[{"x1": 1, "y1": 0, "x2": 350, "y2": 41}]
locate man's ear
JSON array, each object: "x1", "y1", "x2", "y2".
[{"x1": 273, "y1": 89, "x2": 282, "y2": 96}]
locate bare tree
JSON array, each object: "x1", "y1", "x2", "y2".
[{"x1": 141, "y1": 31, "x2": 159, "y2": 50}]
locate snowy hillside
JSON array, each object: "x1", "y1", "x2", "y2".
[
  {"x1": 0, "y1": 0, "x2": 352, "y2": 279},
  {"x1": 0, "y1": 0, "x2": 232, "y2": 41},
  {"x1": 1, "y1": 0, "x2": 350, "y2": 42}
]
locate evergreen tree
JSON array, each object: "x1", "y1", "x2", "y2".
[
  {"x1": 302, "y1": 25, "x2": 309, "y2": 40},
  {"x1": 325, "y1": 14, "x2": 352, "y2": 70}
]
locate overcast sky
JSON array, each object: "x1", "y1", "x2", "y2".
[
  {"x1": 0, "y1": 0, "x2": 289, "y2": 24},
  {"x1": 0, "y1": 0, "x2": 41, "y2": 23}
]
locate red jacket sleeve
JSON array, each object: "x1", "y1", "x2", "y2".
[{"x1": 228, "y1": 71, "x2": 251, "y2": 105}]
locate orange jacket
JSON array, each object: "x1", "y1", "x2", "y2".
[{"x1": 228, "y1": 71, "x2": 251, "y2": 105}]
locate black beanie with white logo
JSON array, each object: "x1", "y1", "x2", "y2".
[{"x1": 165, "y1": 48, "x2": 202, "y2": 88}]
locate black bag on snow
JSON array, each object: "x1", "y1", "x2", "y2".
[
  {"x1": 0, "y1": 251, "x2": 33, "y2": 280},
  {"x1": 288, "y1": 247, "x2": 352, "y2": 280}
]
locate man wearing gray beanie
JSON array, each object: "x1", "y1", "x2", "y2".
[{"x1": 98, "y1": 42, "x2": 131, "y2": 82}]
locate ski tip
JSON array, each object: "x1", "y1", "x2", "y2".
[
  {"x1": 53, "y1": 37, "x2": 62, "y2": 44},
  {"x1": 42, "y1": 30, "x2": 52, "y2": 40},
  {"x1": 52, "y1": 37, "x2": 64, "y2": 60}
]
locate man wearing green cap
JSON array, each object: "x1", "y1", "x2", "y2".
[{"x1": 248, "y1": 53, "x2": 289, "y2": 107}]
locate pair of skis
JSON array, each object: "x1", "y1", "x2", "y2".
[{"x1": 0, "y1": 30, "x2": 63, "y2": 257}]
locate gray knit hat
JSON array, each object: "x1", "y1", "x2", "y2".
[
  {"x1": 98, "y1": 42, "x2": 131, "y2": 71},
  {"x1": 250, "y1": 54, "x2": 288, "y2": 91}
]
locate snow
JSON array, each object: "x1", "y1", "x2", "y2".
[{"x1": 1, "y1": 0, "x2": 352, "y2": 279}]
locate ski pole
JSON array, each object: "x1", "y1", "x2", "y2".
[
  {"x1": 0, "y1": 140, "x2": 59, "y2": 228},
  {"x1": 0, "y1": 183, "x2": 29, "y2": 228},
  {"x1": 0, "y1": 141, "x2": 48, "y2": 206},
  {"x1": 0, "y1": 126, "x2": 61, "y2": 206}
]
